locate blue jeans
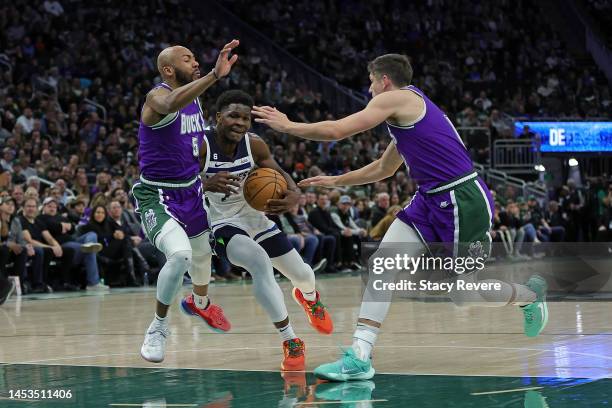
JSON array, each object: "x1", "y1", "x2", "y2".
[
  {"x1": 62, "y1": 232, "x2": 100, "y2": 285},
  {"x1": 287, "y1": 234, "x2": 319, "y2": 266},
  {"x1": 301, "y1": 233, "x2": 319, "y2": 265}
]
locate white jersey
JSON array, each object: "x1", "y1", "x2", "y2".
[{"x1": 202, "y1": 128, "x2": 261, "y2": 226}]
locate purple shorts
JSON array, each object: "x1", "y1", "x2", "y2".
[{"x1": 397, "y1": 173, "x2": 494, "y2": 248}]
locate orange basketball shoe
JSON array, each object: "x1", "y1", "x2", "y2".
[
  {"x1": 292, "y1": 288, "x2": 333, "y2": 335},
  {"x1": 281, "y1": 338, "x2": 306, "y2": 371}
]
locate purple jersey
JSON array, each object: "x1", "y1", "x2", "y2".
[
  {"x1": 138, "y1": 83, "x2": 206, "y2": 181},
  {"x1": 387, "y1": 85, "x2": 473, "y2": 191}
]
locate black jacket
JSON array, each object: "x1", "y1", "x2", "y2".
[{"x1": 307, "y1": 206, "x2": 341, "y2": 235}]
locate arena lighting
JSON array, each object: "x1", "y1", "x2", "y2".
[
  {"x1": 568, "y1": 158, "x2": 579, "y2": 167},
  {"x1": 534, "y1": 164, "x2": 546, "y2": 172}
]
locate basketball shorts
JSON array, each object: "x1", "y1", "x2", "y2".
[
  {"x1": 132, "y1": 176, "x2": 209, "y2": 245},
  {"x1": 396, "y1": 171, "x2": 494, "y2": 257},
  {"x1": 210, "y1": 213, "x2": 293, "y2": 260}
]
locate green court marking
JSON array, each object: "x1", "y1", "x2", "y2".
[{"x1": 0, "y1": 364, "x2": 609, "y2": 407}]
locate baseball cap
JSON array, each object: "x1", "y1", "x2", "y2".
[
  {"x1": 339, "y1": 195, "x2": 352, "y2": 204},
  {"x1": 42, "y1": 197, "x2": 57, "y2": 206},
  {"x1": 68, "y1": 196, "x2": 86, "y2": 207},
  {"x1": 527, "y1": 195, "x2": 536, "y2": 201},
  {"x1": 0, "y1": 196, "x2": 15, "y2": 205}
]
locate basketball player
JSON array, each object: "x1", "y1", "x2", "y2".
[
  {"x1": 186, "y1": 89, "x2": 334, "y2": 371},
  {"x1": 135, "y1": 40, "x2": 238, "y2": 363},
  {"x1": 252, "y1": 54, "x2": 548, "y2": 380}
]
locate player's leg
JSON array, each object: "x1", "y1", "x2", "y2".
[
  {"x1": 446, "y1": 179, "x2": 547, "y2": 337},
  {"x1": 262, "y1": 232, "x2": 334, "y2": 335},
  {"x1": 314, "y1": 218, "x2": 425, "y2": 381},
  {"x1": 216, "y1": 226, "x2": 305, "y2": 370},
  {"x1": 180, "y1": 232, "x2": 231, "y2": 332},
  {"x1": 140, "y1": 218, "x2": 192, "y2": 362},
  {"x1": 133, "y1": 182, "x2": 194, "y2": 363}
]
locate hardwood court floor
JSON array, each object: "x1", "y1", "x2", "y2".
[{"x1": 1, "y1": 274, "x2": 611, "y2": 407}]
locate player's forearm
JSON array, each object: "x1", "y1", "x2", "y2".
[
  {"x1": 163, "y1": 72, "x2": 218, "y2": 112},
  {"x1": 334, "y1": 159, "x2": 394, "y2": 187},
  {"x1": 286, "y1": 121, "x2": 345, "y2": 141},
  {"x1": 279, "y1": 169, "x2": 299, "y2": 192}
]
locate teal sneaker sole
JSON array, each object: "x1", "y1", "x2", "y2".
[
  {"x1": 314, "y1": 366, "x2": 375, "y2": 382},
  {"x1": 525, "y1": 275, "x2": 549, "y2": 337}
]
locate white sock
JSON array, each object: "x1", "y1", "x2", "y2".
[
  {"x1": 193, "y1": 293, "x2": 210, "y2": 310},
  {"x1": 151, "y1": 314, "x2": 168, "y2": 330},
  {"x1": 352, "y1": 323, "x2": 379, "y2": 361},
  {"x1": 278, "y1": 322, "x2": 296, "y2": 341},
  {"x1": 511, "y1": 283, "x2": 537, "y2": 306},
  {"x1": 302, "y1": 289, "x2": 316, "y2": 302}
]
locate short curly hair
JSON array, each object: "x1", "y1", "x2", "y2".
[{"x1": 216, "y1": 90, "x2": 254, "y2": 113}]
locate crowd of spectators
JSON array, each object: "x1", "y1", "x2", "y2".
[
  {"x1": 0, "y1": 0, "x2": 611, "y2": 302},
  {"x1": 223, "y1": 0, "x2": 611, "y2": 120}
]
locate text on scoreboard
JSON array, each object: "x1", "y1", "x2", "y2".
[{"x1": 514, "y1": 121, "x2": 612, "y2": 152}]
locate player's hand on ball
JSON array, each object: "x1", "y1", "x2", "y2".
[
  {"x1": 204, "y1": 171, "x2": 241, "y2": 195},
  {"x1": 298, "y1": 175, "x2": 338, "y2": 188},
  {"x1": 264, "y1": 189, "x2": 300, "y2": 214},
  {"x1": 252, "y1": 106, "x2": 291, "y2": 132},
  {"x1": 214, "y1": 39, "x2": 239, "y2": 78}
]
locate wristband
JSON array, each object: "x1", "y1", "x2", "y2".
[{"x1": 211, "y1": 69, "x2": 219, "y2": 80}]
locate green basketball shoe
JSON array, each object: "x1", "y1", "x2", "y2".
[
  {"x1": 521, "y1": 275, "x2": 549, "y2": 337},
  {"x1": 313, "y1": 347, "x2": 375, "y2": 382}
]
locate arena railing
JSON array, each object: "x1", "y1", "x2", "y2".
[
  {"x1": 492, "y1": 139, "x2": 541, "y2": 174},
  {"x1": 192, "y1": 0, "x2": 369, "y2": 116},
  {"x1": 33, "y1": 176, "x2": 76, "y2": 200},
  {"x1": 84, "y1": 99, "x2": 108, "y2": 123}
]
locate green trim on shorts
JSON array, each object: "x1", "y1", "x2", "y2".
[
  {"x1": 452, "y1": 179, "x2": 492, "y2": 258},
  {"x1": 132, "y1": 182, "x2": 174, "y2": 245}
]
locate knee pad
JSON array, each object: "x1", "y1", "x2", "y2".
[{"x1": 166, "y1": 249, "x2": 193, "y2": 276}]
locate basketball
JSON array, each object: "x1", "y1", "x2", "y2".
[{"x1": 243, "y1": 167, "x2": 288, "y2": 211}]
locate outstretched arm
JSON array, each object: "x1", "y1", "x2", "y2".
[
  {"x1": 299, "y1": 142, "x2": 404, "y2": 188},
  {"x1": 252, "y1": 92, "x2": 398, "y2": 141},
  {"x1": 142, "y1": 40, "x2": 239, "y2": 124}
]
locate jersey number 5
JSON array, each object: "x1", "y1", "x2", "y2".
[{"x1": 192, "y1": 137, "x2": 199, "y2": 158}]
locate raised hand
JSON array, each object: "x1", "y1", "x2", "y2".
[
  {"x1": 214, "y1": 39, "x2": 240, "y2": 78},
  {"x1": 252, "y1": 106, "x2": 292, "y2": 133},
  {"x1": 298, "y1": 175, "x2": 338, "y2": 188}
]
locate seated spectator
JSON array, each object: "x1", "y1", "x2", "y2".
[
  {"x1": 331, "y1": 195, "x2": 367, "y2": 270},
  {"x1": 303, "y1": 191, "x2": 317, "y2": 214},
  {"x1": 370, "y1": 193, "x2": 390, "y2": 227},
  {"x1": 296, "y1": 194, "x2": 336, "y2": 273},
  {"x1": 38, "y1": 197, "x2": 107, "y2": 291},
  {"x1": 80, "y1": 205, "x2": 138, "y2": 287},
  {"x1": 499, "y1": 201, "x2": 529, "y2": 260},
  {"x1": 20, "y1": 197, "x2": 77, "y2": 291},
  {"x1": 353, "y1": 198, "x2": 370, "y2": 229},
  {"x1": 370, "y1": 205, "x2": 402, "y2": 241},
  {"x1": 0, "y1": 196, "x2": 35, "y2": 293},
  {"x1": 108, "y1": 199, "x2": 154, "y2": 279},
  {"x1": 307, "y1": 193, "x2": 342, "y2": 272},
  {"x1": 268, "y1": 204, "x2": 327, "y2": 274},
  {"x1": 10, "y1": 185, "x2": 25, "y2": 212},
  {"x1": 66, "y1": 195, "x2": 89, "y2": 226},
  {"x1": 596, "y1": 182, "x2": 612, "y2": 242},
  {"x1": 540, "y1": 201, "x2": 566, "y2": 243}
]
